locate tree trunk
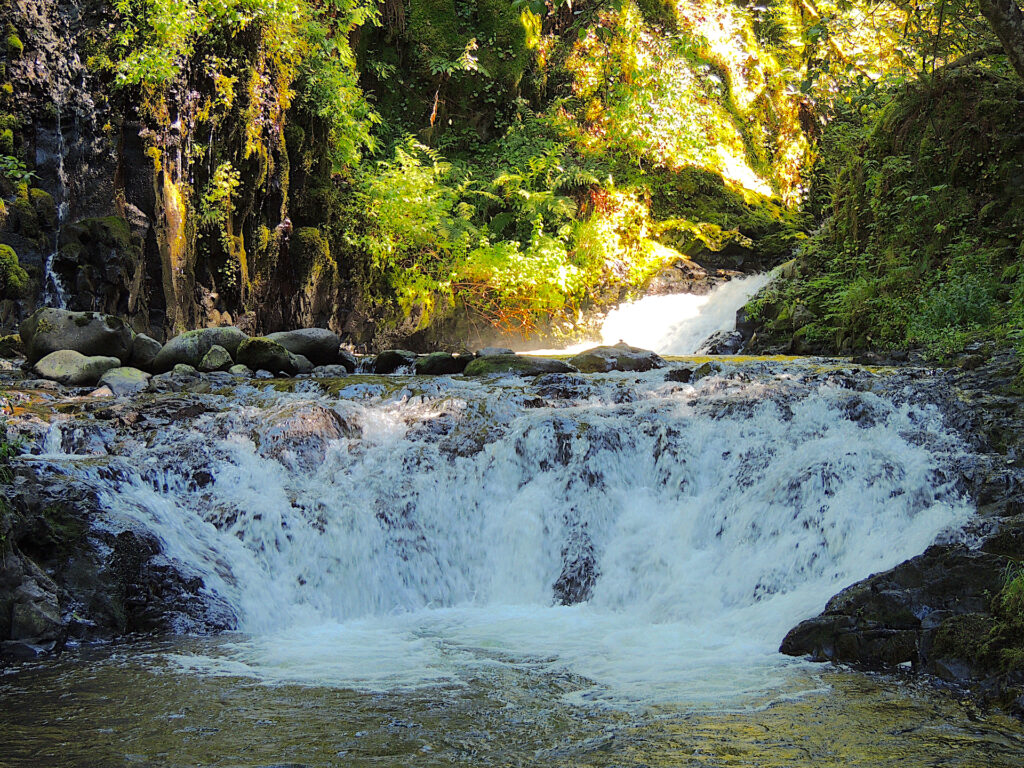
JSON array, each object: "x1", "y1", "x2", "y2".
[{"x1": 979, "y1": 0, "x2": 1024, "y2": 78}]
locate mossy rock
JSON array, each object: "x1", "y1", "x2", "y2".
[
  {"x1": 152, "y1": 327, "x2": 249, "y2": 372},
  {"x1": 415, "y1": 351, "x2": 470, "y2": 375},
  {"x1": 28, "y1": 189, "x2": 56, "y2": 228},
  {"x1": 33, "y1": 350, "x2": 120, "y2": 386},
  {"x1": 0, "y1": 243, "x2": 28, "y2": 298},
  {"x1": 569, "y1": 342, "x2": 665, "y2": 373},
  {"x1": 0, "y1": 332, "x2": 21, "y2": 358},
  {"x1": 265, "y1": 328, "x2": 341, "y2": 366},
  {"x1": 20, "y1": 307, "x2": 135, "y2": 364},
  {"x1": 236, "y1": 336, "x2": 297, "y2": 375},
  {"x1": 463, "y1": 354, "x2": 577, "y2": 376}
]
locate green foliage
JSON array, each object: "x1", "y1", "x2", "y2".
[{"x1": 0, "y1": 154, "x2": 36, "y2": 185}]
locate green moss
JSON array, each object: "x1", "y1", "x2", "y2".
[
  {"x1": 0, "y1": 128, "x2": 12, "y2": 155},
  {"x1": 5, "y1": 25, "x2": 23, "y2": 59},
  {"x1": 28, "y1": 187, "x2": 56, "y2": 227},
  {"x1": 0, "y1": 243, "x2": 28, "y2": 298}
]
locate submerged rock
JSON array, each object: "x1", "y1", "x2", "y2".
[
  {"x1": 266, "y1": 328, "x2": 341, "y2": 366},
  {"x1": 33, "y1": 349, "x2": 120, "y2": 386},
  {"x1": 696, "y1": 330, "x2": 745, "y2": 355},
  {"x1": 415, "y1": 351, "x2": 470, "y2": 375},
  {"x1": 373, "y1": 349, "x2": 418, "y2": 374},
  {"x1": 20, "y1": 307, "x2": 135, "y2": 364},
  {"x1": 99, "y1": 366, "x2": 151, "y2": 396},
  {"x1": 568, "y1": 342, "x2": 666, "y2": 373},
  {"x1": 464, "y1": 354, "x2": 577, "y2": 376},
  {"x1": 152, "y1": 327, "x2": 248, "y2": 372}
]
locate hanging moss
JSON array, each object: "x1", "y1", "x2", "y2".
[
  {"x1": 5, "y1": 25, "x2": 23, "y2": 59},
  {"x1": 0, "y1": 243, "x2": 28, "y2": 297}
]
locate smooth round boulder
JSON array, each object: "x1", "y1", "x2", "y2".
[
  {"x1": 373, "y1": 349, "x2": 418, "y2": 374},
  {"x1": 228, "y1": 364, "x2": 253, "y2": 377},
  {"x1": 265, "y1": 328, "x2": 341, "y2": 366},
  {"x1": 99, "y1": 367, "x2": 151, "y2": 396},
  {"x1": 199, "y1": 344, "x2": 233, "y2": 372},
  {"x1": 33, "y1": 350, "x2": 121, "y2": 386},
  {"x1": 312, "y1": 364, "x2": 350, "y2": 377},
  {"x1": 463, "y1": 354, "x2": 577, "y2": 376},
  {"x1": 236, "y1": 337, "x2": 296, "y2": 375},
  {"x1": 337, "y1": 348, "x2": 358, "y2": 373},
  {"x1": 130, "y1": 333, "x2": 163, "y2": 371},
  {"x1": 568, "y1": 342, "x2": 666, "y2": 373},
  {"x1": 415, "y1": 351, "x2": 470, "y2": 375},
  {"x1": 292, "y1": 354, "x2": 314, "y2": 375},
  {"x1": 20, "y1": 308, "x2": 135, "y2": 364},
  {"x1": 152, "y1": 327, "x2": 248, "y2": 372},
  {"x1": 476, "y1": 347, "x2": 515, "y2": 357}
]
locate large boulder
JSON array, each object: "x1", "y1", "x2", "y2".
[
  {"x1": 568, "y1": 342, "x2": 666, "y2": 373},
  {"x1": 199, "y1": 345, "x2": 233, "y2": 373},
  {"x1": 373, "y1": 349, "x2": 418, "y2": 374},
  {"x1": 152, "y1": 327, "x2": 248, "y2": 372},
  {"x1": 236, "y1": 337, "x2": 297, "y2": 375},
  {"x1": 33, "y1": 350, "x2": 121, "y2": 386},
  {"x1": 415, "y1": 352, "x2": 470, "y2": 375},
  {"x1": 265, "y1": 328, "x2": 341, "y2": 366},
  {"x1": 19, "y1": 308, "x2": 135, "y2": 364},
  {"x1": 696, "y1": 330, "x2": 745, "y2": 355},
  {"x1": 129, "y1": 333, "x2": 163, "y2": 371},
  {"x1": 463, "y1": 354, "x2": 577, "y2": 376},
  {"x1": 99, "y1": 367, "x2": 152, "y2": 396}
]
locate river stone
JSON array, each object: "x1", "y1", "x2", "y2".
[
  {"x1": 415, "y1": 351, "x2": 470, "y2": 375},
  {"x1": 696, "y1": 330, "x2": 745, "y2": 355},
  {"x1": 228, "y1": 364, "x2": 253, "y2": 377},
  {"x1": 33, "y1": 350, "x2": 121, "y2": 385},
  {"x1": 265, "y1": 328, "x2": 341, "y2": 366},
  {"x1": 312, "y1": 365, "x2": 350, "y2": 377},
  {"x1": 99, "y1": 366, "x2": 152, "y2": 396},
  {"x1": 337, "y1": 348, "x2": 358, "y2": 372},
  {"x1": 373, "y1": 349, "x2": 418, "y2": 374},
  {"x1": 236, "y1": 337, "x2": 296, "y2": 375},
  {"x1": 476, "y1": 347, "x2": 515, "y2": 357},
  {"x1": 130, "y1": 333, "x2": 163, "y2": 371},
  {"x1": 152, "y1": 327, "x2": 248, "y2": 372},
  {"x1": 568, "y1": 342, "x2": 666, "y2": 373},
  {"x1": 20, "y1": 307, "x2": 135, "y2": 364},
  {"x1": 463, "y1": 354, "x2": 577, "y2": 376},
  {"x1": 199, "y1": 344, "x2": 233, "y2": 372},
  {"x1": 291, "y1": 353, "x2": 314, "y2": 375}
]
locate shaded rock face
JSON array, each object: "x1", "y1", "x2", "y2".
[
  {"x1": 568, "y1": 342, "x2": 666, "y2": 373},
  {"x1": 20, "y1": 307, "x2": 135, "y2": 363},
  {"x1": 236, "y1": 336, "x2": 296, "y2": 375},
  {"x1": 265, "y1": 328, "x2": 341, "y2": 366}
]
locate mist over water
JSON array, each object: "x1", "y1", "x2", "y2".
[{"x1": 34, "y1": 364, "x2": 972, "y2": 705}]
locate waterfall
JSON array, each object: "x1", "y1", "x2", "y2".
[
  {"x1": 529, "y1": 272, "x2": 773, "y2": 356},
  {"x1": 30, "y1": 364, "x2": 972, "y2": 703},
  {"x1": 41, "y1": 100, "x2": 69, "y2": 309}
]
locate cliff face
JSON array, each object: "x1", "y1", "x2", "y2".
[{"x1": 0, "y1": 0, "x2": 353, "y2": 342}]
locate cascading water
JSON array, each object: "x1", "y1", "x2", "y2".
[
  {"x1": 40, "y1": 100, "x2": 69, "y2": 309},
  {"x1": 529, "y1": 272, "x2": 774, "y2": 356},
  {"x1": 29, "y1": 362, "x2": 972, "y2": 704}
]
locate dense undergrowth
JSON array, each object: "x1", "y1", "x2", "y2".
[{"x1": 747, "y1": 69, "x2": 1024, "y2": 362}]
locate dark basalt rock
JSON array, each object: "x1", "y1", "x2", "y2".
[
  {"x1": 696, "y1": 329, "x2": 745, "y2": 355},
  {"x1": 415, "y1": 351, "x2": 470, "y2": 375},
  {"x1": 265, "y1": 328, "x2": 341, "y2": 367},
  {"x1": 236, "y1": 337, "x2": 297, "y2": 375},
  {"x1": 463, "y1": 354, "x2": 577, "y2": 376},
  {"x1": 373, "y1": 349, "x2": 418, "y2": 374},
  {"x1": 568, "y1": 342, "x2": 666, "y2": 373}
]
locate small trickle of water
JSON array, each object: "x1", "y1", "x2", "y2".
[{"x1": 41, "y1": 101, "x2": 69, "y2": 309}]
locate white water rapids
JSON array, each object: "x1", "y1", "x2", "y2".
[{"x1": 32, "y1": 363, "x2": 972, "y2": 705}]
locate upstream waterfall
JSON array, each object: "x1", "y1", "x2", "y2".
[{"x1": 32, "y1": 362, "x2": 972, "y2": 704}]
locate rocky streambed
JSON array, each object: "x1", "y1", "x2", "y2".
[{"x1": 2, "y1": 308, "x2": 1024, "y2": 728}]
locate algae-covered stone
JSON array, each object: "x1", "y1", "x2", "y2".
[
  {"x1": 463, "y1": 354, "x2": 577, "y2": 376},
  {"x1": 199, "y1": 344, "x2": 233, "y2": 372},
  {"x1": 228, "y1": 364, "x2": 252, "y2": 377},
  {"x1": 265, "y1": 328, "x2": 341, "y2": 366},
  {"x1": 236, "y1": 337, "x2": 296, "y2": 375},
  {"x1": 20, "y1": 307, "x2": 135, "y2": 364},
  {"x1": 373, "y1": 349, "x2": 417, "y2": 374},
  {"x1": 130, "y1": 333, "x2": 163, "y2": 371},
  {"x1": 568, "y1": 342, "x2": 666, "y2": 373},
  {"x1": 0, "y1": 333, "x2": 22, "y2": 358},
  {"x1": 415, "y1": 351, "x2": 470, "y2": 375},
  {"x1": 99, "y1": 366, "x2": 151, "y2": 396},
  {"x1": 152, "y1": 327, "x2": 248, "y2": 372},
  {"x1": 33, "y1": 349, "x2": 120, "y2": 385}
]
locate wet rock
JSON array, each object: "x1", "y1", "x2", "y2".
[
  {"x1": 553, "y1": 526, "x2": 599, "y2": 605},
  {"x1": 373, "y1": 349, "x2": 418, "y2": 374},
  {"x1": 291, "y1": 353, "x2": 314, "y2": 375},
  {"x1": 99, "y1": 367, "x2": 151, "y2": 396},
  {"x1": 265, "y1": 328, "x2": 341, "y2": 366},
  {"x1": 463, "y1": 354, "x2": 577, "y2": 376},
  {"x1": 148, "y1": 365, "x2": 209, "y2": 394},
  {"x1": 0, "y1": 333, "x2": 23, "y2": 358},
  {"x1": 199, "y1": 344, "x2": 233, "y2": 372},
  {"x1": 311, "y1": 365, "x2": 350, "y2": 377},
  {"x1": 152, "y1": 327, "x2": 249, "y2": 372},
  {"x1": 666, "y1": 367, "x2": 694, "y2": 383},
  {"x1": 33, "y1": 350, "x2": 120, "y2": 385},
  {"x1": 476, "y1": 347, "x2": 515, "y2": 357},
  {"x1": 696, "y1": 330, "x2": 745, "y2": 355},
  {"x1": 337, "y1": 348, "x2": 358, "y2": 372},
  {"x1": 236, "y1": 337, "x2": 296, "y2": 375},
  {"x1": 129, "y1": 333, "x2": 163, "y2": 371},
  {"x1": 88, "y1": 386, "x2": 114, "y2": 398},
  {"x1": 415, "y1": 351, "x2": 470, "y2": 375},
  {"x1": 256, "y1": 403, "x2": 357, "y2": 469},
  {"x1": 19, "y1": 308, "x2": 135, "y2": 364},
  {"x1": 568, "y1": 342, "x2": 665, "y2": 373},
  {"x1": 780, "y1": 545, "x2": 1008, "y2": 672},
  {"x1": 228, "y1": 364, "x2": 252, "y2": 377}
]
